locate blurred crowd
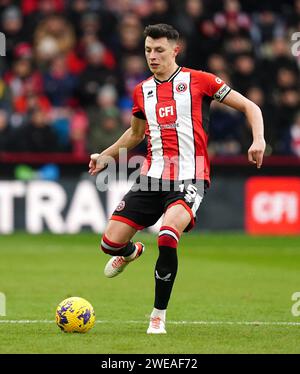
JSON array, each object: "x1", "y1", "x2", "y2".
[{"x1": 0, "y1": 0, "x2": 299, "y2": 157}]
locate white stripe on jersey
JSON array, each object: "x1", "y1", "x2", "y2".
[
  {"x1": 142, "y1": 78, "x2": 164, "y2": 178},
  {"x1": 173, "y1": 72, "x2": 195, "y2": 180}
]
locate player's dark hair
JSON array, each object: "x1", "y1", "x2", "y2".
[{"x1": 144, "y1": 24, "x2": 179, "y2": 42}]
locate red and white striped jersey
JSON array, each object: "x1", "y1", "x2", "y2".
[{"x1": 132, "y1": 66, "x2": 231, "y2": 182}]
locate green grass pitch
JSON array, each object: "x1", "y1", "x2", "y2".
[{"x1": 0, "y1": 232, "x2": 299, "y2": 354}]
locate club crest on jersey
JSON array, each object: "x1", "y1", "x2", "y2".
[
  {"x1": 175, "y1": 82, "x2": 187, "y2": 93},
  {"x1": 116, "y1": 200, "x2": 125, "y2": 212}
]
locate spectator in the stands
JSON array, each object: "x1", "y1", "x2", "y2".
[
  {"x1": 0, "y1": 109, "x2": 12, "y2": 151},
  {"x1": 0, "y1": 78, "x2": 12, "y2": 113},
  {"x1": 143, "y1": 0, "x2": 172, "y2": 26},
  {"x1": 206, "y1": 53, "x2": 229, "y2": 75},
  {"x1": 186, "y1": 16, "x2": 222, "y2": 69},
  {"x1": 14, "y1": 91, "x2": 51, "y2": 117},
  {"x1": 260, "y1": 37, "x2": 299, "y2": 91},
  {"x1": 223, "y1": 33, "x2": 253, "y2": 64},
  {"x1": 119, "y1": 97, "x2": 133, "y2": 129},
  {"x1": 87, "y1": 85, "x2": 123, "y2": 153},
  {"x1": 10, "y1": 108, "x2": 59, "y2": 152},
  {"x1": 250, "y1": 4, "x2": 285, "y2": 54},
  {"x1": 115, "y1": 13, "x2": 144, "y2": 59},
  {"x1": 22, "y1": 0, "x2": 65, "y2": 42},
  {"x1": 77, "y1": 41, "x2": 116, "y2": 106},
  {"x1": 286, "y1": 0, "x2": 300, "y2": 30},
  {"x1": 214, "y1": 0, "x2": 251, "y2": 38},
  {"x1": 88, "y1": 110, "x2": 124, "y2": 153},
  {"x1": 209, "y1": 72, "x2": 244, "y2": 156},
  {"x1": 1, "y1": 6, "x2": 25, "y2": 64},
  {"x1": 70, "y1": 108, "x2": 88, "y2": 156},
  {"x1": 79, "y1": 12, "x2": 101, "y2": 39},
  {"x1": 231, "y1": 53, "x2": 261, "y2": 94},
  {"x1": 34, "y1": 14, "x2": 75, "y2": 67},
  {"x1": 288, "y1": 111, "x2": 300, "y2": 157},
  {"x1": 87, "y1": 84, "x2": 120, "y2": 121},
  {"x1": 276, "y1": 67, "x2": 299, "y2": 91},
  {"x1": 4, "y1": 46, "x2": 44, "y2": 116},
  {"x1": 277, "y1": 89, "x2": 300, "y2": 136},
  {"x1": 76, "y1": 12, "x2": 116, "y2": 71},
  {"x1": 120, "y1": 55, "x2": 148, "y2": 100},
  {"x1": 67, "y1": 0, "x2": 91, "y2": 39},
  {"x1": 43, "y1": 55, "x2": 78, "y2": 107},
  {"x1": 173, "y1": 0, "x2": 206, "y2": 39},
  {"x1": 0, "y1": 0, "x2": 299, "y2": 156}
]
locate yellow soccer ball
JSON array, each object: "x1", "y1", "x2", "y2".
[{"x1": 56, "y1": 297, "x2": 95, "y2": 333}]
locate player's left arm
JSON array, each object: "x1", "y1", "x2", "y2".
[{"x1": 222, "y1": 90, "x2": 266, "y2": 169}]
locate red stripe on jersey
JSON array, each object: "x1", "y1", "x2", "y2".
[
  {"x1": 156, "y1": 82, "x2": 179, "y2": 179},
  {"x1": 190, "y1": 75, "x2": 210, "y2": 181}
]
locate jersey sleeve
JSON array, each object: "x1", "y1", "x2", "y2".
[
  {"x1": 200, "y1": 72, "x2": 231, "y2": 102},
  {"x1": 132, "y1": 84, "x2": 146, "y2": 120}
]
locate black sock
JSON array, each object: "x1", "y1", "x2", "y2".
[{"x1": 154, "y1": 246, "x2": 178, "y2": 310}]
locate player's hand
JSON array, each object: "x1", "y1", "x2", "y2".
[
  {"x1": 88, "y1": 153, "x2": 109, "y2": 176},
  {"x1": 248, "y1": 138, "x2": 266, "y2": 169}
]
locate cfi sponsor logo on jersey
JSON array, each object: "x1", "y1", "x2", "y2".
[
  {"x1": 116, "y1": 200, "x2": 125, "y2": 212},
  {"x1": 175, "y1": 82, "x2": 187, "y2": 93}
]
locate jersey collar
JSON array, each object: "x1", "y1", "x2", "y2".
[{"x1": 153, "y1": 66, "x2": 182, "y2": 85}]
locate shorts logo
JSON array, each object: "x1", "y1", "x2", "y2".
[
  {"x1": 176, "y1": 82, "x2": 187, "y2": 93},
  {"x1": 179, "y1": 184, "x2": 198, "y2": 203},
  {"x1": 116, "y1": 200, "x2": 125, "y2": 212}
]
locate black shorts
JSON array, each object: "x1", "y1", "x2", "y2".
[{"x1": 111, "y1": 175, "x2": 208, "y2": 232}]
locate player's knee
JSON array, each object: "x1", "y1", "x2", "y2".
[
  {"x1": 100, "y1": 234, "x2": 128, "y2": 256},
  {"x1": 158, "y1": 226, "x2": 180, "y2": 249}
]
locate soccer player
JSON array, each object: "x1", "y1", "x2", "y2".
[{"x1": 89, "y1": 24, "x2": 266, "y2": 334}]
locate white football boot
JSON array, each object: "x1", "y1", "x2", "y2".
[
  {"x1": 104, "y1": 242, "x2": 145, "y2": 278},
  {"x1": 147, "y1": 316, "x2": 167, "y2": 334}
]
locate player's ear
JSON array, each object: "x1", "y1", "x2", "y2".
[{"x1": 173, "y1": 44, "x2": 180, "y2": 57}]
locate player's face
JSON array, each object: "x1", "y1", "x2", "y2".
[{"x1": 145, "y1": 36, "x2": 179, "y2": 78}]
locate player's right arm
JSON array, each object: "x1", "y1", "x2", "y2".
[{"x1": 88, "y1": 115, "x2": 146, "y2": 176}]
